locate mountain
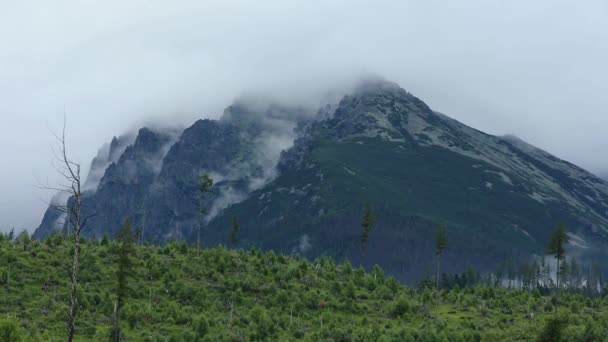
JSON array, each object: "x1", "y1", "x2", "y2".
[{"x1": 33, "y1": 79, "x2": 608, "y2": 282}]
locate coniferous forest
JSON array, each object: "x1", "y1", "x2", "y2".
[{"x1": 1, "y1": 227, "x2": 607, "y2": 341}]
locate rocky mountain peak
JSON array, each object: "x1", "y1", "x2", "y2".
[{"x1": 33, "y1": 79, "x2": 608, "y2": 281}]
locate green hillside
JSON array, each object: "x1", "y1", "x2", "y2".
[
  {"x1": 1, "y1": 235, "x2": 608, "y2": 341},
  {"x1": 207, "y1": 137, "x2": 583, "y2": 281}
]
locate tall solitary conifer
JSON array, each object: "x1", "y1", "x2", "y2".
[
  {"x1": 546, "y1": 224, "x2": 570, "y2": 312},
  {"x1": 360, "y1": 204, "x2": 375, "y2": 257},
  {"x1": 435, "y1": 225, "x2": 448, "y2": 292},
  {"x1": 198, "y1": 174, "x2": 214, "y2": 255},
  {"x1": 230, "y1": 216, "x2": 240, "y2": 246},
  {"x1": 111, "y1": 219, "x2": 136, "y2": 341}
]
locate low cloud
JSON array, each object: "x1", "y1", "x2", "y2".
[{"x1": 2, "y1": 1, "x2": 608, "y2": 231}]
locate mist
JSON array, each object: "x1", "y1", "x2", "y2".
[{"x1": 1, "y1": 1, "x2": 608, "y2": 232}]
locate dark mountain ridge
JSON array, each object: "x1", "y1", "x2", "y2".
[{"x1": 34, "y1": 79, "x2": 608, "y2": 282}]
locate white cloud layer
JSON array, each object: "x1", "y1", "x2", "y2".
[{"x1": 1, "y1": 0, "x2": 607, "y2": 231}]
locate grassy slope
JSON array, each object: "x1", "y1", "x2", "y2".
[{"x1": 2, "y1": 238, "x2": 608, "y2": 341}]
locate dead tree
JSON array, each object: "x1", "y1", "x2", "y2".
[{"x1": 40, "y1": 118, "x2": 93, "y2": 342}]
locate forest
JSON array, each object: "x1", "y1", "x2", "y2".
[{"x1": 1, "y1": 225, "x2": 607, "y2": 341}]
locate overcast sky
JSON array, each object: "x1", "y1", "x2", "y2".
[{"x1": 1, "y1": 0, "x2": 607, "y2": 232}]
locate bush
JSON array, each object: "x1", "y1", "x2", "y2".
[
  {"x1": 194, "y1": 315, "x2": 209, "y2": 338},
  {"x1": 390, "y1": 296, "x2": 410, "y2": 318},
  {"x1": 0, "y1": 319, "x2": 22, "y2": 342}
]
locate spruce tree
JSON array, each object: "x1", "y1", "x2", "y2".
[
  {"x1": 230, "y1": 216, "x2": 240, "y2": 246},
  {"x1": 111, "y1": 219, "x2": 136, "y2": 341},
  {"x1": 360, "y1": 204, "x2": 375, "y2": 257},
  {"x1": 435, "y1": 224, "x2": 448, "y2": 292},
  {"x1": 546, "y1": 224, "x2": 570, "y2": 311},
  {"x1": 19, "y1": 231, "x2": 31, "y2": 251},
  {"x1": 198, "y1": 174, "x2": 214, "y2": 255}
]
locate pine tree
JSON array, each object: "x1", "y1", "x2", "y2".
[
  {"x1": 360, "y1": 204, "x2": 375, "y2": 257},
  {"x1": 230, "y1": 216, "x2": 240, "y2": 246},
  {"x1": 435, "y1": 224, "x2": 448, "y2": 292},
  {"x1": 546, "y1": 224, "x2": 570, "y2": 311}
]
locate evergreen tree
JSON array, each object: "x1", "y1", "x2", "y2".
[
  {"x1": 230, "y1": 216, "x2": 240, "y2": 246},
  {"x1": 538, "y1": 316, "x2": 567, "y2": 342},
  {"x1": 546, "y1": 224, "x2": 570, "y2": 311},
  {"x1": 198, "y1": 174, "x2": 214, "y2": 255},
  {"x1": 360, "y1": 204, "x2": 375, "y2": 257},
  {"x1": 18, "y1": 231, "x2": 31, "y2": 251},
  {"x1": 7, "y1": 228, "x2": 14, "y2": 242},
  {"x1": 111, "y1": 219, "x2": 136, "y2": 342},
  {"x1": 435, "y1": 225, "x2": 448, "y2": 292},
  {"x1": 0, "y1": 318, "x2": 22, "y2": 341}
]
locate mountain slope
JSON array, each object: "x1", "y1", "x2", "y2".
[
  {"x1": 34, "y1": 79, "x2": 608, "y2": 282},
  {"x1": 204, "y1": 81, "x2": 608, "y2": 280}
]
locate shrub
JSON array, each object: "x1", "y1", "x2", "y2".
[
  {"x1": 390, "y1": 296, "x2": 410, "y2": 318},
  {"x1": 0, "y1": 319, "x2": 22, "y2": 342},
  {"x1": 537, "y1": 316, "x2": 568, "y2": 342}
]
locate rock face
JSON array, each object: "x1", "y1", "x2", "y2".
[
  {"x1": 34, "y1": 100, "x2": 312, "y2": 243},
  {"x1": 34, "y1": 78, "x2": 608, "y2": 282}
]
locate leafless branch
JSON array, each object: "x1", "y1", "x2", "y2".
[{"x1": 39, "y1": 115, "x2": 91, "y2": 342}]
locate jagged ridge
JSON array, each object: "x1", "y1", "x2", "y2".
[{"x1": 34, "y1": 79, "x2": 608, "y2": 282}]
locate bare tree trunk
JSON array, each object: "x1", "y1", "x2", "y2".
[
  {"x1": 436, "y1": 254, "x2": 441, "y2": 307},
  {"x1": 67, "y1": 232, "x2": 81, "y2": 342},
  {"x1": 556, "y1": 257, "x2": 560, "y2": 313},
  {"x1": 227, "y1": 299, "x2": 234, "y2": 325},
  {"x1": 40, "y1": 118, "x2": 91, "y2": 342},
  {"x1": 111, "y1": 301, "x2": 120, "y2": 342},
  {"x1": 67, "y1": 168, "x2": 83, "y2": 342},
  {"x1": 436, "y1": 254, "x2": 441, "y2": 291}
]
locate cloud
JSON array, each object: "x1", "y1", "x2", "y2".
[
  {"x1": 291, "y1": 234, "x2": 312, "y2": 255},
  {"x1": 1, "y1": 1, "x2": 608, "y2": 231}
]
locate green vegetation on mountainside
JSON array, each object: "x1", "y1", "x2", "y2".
[
  {"x1": 209, "y1": 137, "x2": 585, "y2": 281},
  {"x1": 2, "y1": 235, "x2": 608, "y2": 341}
]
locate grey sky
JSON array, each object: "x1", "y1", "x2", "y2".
[{"x1": 1, "y1": 1, "x2": 607, "y2": 232}]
